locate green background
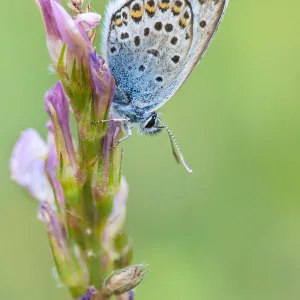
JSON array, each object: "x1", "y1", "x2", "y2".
[{"x1": 1, "y1": 0, "x2": 300, "y2": 299}]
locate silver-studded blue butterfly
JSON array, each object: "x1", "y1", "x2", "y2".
[{"x1": 102, "y1": 0, "x2": 229, "y2": 173}]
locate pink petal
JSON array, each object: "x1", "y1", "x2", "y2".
[
  {"x1": 75, "y1": 13, "x2": 101, "y2": 31},
  {"x1": 51, "y1": 1, "x2": 92, "y2": 58},
  {"x1": 44, "y1": 82, "x2": 76, "y2": 167},
  {"x1": 10, "y1": 129, "x2": 54, "y2": 202},
  {"x1": 35, "y1": 0, "x2": 63, "y2": 63}
]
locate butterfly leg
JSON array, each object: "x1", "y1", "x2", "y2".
[
  {"x1": 113, "y1": 123, "x2": 132, "y2": 148},
  {"x1": 92, "y1": 118, "x2": 129, "y2": 125}
]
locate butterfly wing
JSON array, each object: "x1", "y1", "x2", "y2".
[{"x1": 102, "y1": 0, "x2": 228, "y2": 111}]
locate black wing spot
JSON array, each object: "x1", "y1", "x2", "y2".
[
  {"x1": 156, "y1": 76, "x2": 163, "y2": 82},
  {"x1": 170, "y1": 36, "x2": 178, "y2": 45},
  {"x1": 200, "y1": 20, "x2": 207, "y2": 28},
  {"x1": 132, "y1": 3, "x2": 141, "y2": 10},
  {"x1": 184, "y1": 11, "x2": 190, "y2": 19},
  {"x1": 111, "y1": 47, "x2": 117, "y2": 53},
  {"x1": 144, "y1": 27, "x2": 150, "y2": 36},
  {"x1": 165, "y1": 23, "x2": 173, "y2": 32},
  {"x1": 147, "y1": 49, "x2": 159, "y2": 56},
  {"x1": 154, "y1": 22, "x2": 163, "y2": 31},
  {"x1": 121, "y1": 32, "x2": 129, "y2": 39},
  {"x1": 139, "y1": 65, "x2": 145, "y2": 71},
  {"x1": 171, "y1": 55, "x2": 180, "y2": 63},
  {"x1": 134, "y1": 36, "x2": 141, "y2": 46}
]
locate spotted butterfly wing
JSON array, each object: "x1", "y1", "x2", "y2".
[{"x1": 102, "y1": 0, "x2": 228, "y2": 112}]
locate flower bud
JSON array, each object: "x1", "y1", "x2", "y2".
[
  {"x1": 39, "y1": 203, "x2": 89, "y2": 294},
  {"x1": 44, "y1": 82, "x2": 77, "y2": 168},
  {"x1": 46, "y1": 121, "x2": 65, "y2": 205},
  {"x1": 104, "y1": 264, "x2": 148, "y2": 296}
]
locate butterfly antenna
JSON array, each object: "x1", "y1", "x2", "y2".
[{"x1": 159, "y1": 119, "x2": 193, "y2": 174}]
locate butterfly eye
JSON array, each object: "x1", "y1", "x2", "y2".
[{"x1": 145, "y1": 114, "x2": 157, "y2": 128}]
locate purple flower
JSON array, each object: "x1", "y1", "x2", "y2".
[
  {"x1": 89, "y1": 52, "x2": 115, "y2": 122},
  {"x1": 128, "y1": 290, "x2": 135, "y2": 300},
  {"x1": 10, "y1": 122, "x2": 65, "y2": 206},
  {"x1": 12, "y1": 1, "x2": 146, "y2": 297},
  {"x1": 36, "y1": 0, "x2": 97, "y2": 68},
  {"x1": 44, "y1": 82, "x2": 77, "y2": 168},
  {"x1": 36, "y1": 0, "x2": 115, "y2": 130},
  {"x1": 35, "y1": 0, "x2": 63, "y2": 65},
  {"x1": 46, "y1": 121, "x2": 65, "y2": 204},
  {"x1": 39, "y1": 202, "x2": 89, "y2": 289},
  {"x1": 76, "y1": 286, "x2": 97, "y2": 300},
  {"x1": 51, "y1": 1, "x2": 91, "y2": 57},
  {"x1": 10, "y1": 129, "x2": 54, "y2": 203},
  {"x1": 39, "y1": 202, "x2": 66, "y2": 250}
]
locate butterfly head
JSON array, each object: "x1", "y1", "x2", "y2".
[
  {"x1": 139, "y1": 112, "x2": 163, "y2": 136},
  {"x1": 111, "y1": 96, "x2": 192, "y2": 173}
]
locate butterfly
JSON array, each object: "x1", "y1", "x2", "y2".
[{"x1": 101, "y1": 0, "x2": 229, "y2": 173}]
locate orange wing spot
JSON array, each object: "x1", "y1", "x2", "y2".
[
  {"x1": 115, "y1": 19, "x2": 123, "y2": 26},
  {"x1": 172, "y1": 5, "x2": 182, "y2": 15},
  {"x1": 159, "y1": 3, "x2": 170, "y2": 11},
  {"x1": 179, "y1": 17, "x2": 187, "y2": 28},
  {"x1": 145, "y1": 0, "x2": 156, "y2": 17},
  {"x1": 130, "y1": 9, "x2": 143, "y2": 18},
  {"x1": 145, "y1": 4, "x2": 155, "y2": 12}
]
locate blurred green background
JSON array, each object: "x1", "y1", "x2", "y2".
[{"x1": 2, "y1": 0, "x2": 300, "y2": 299}]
